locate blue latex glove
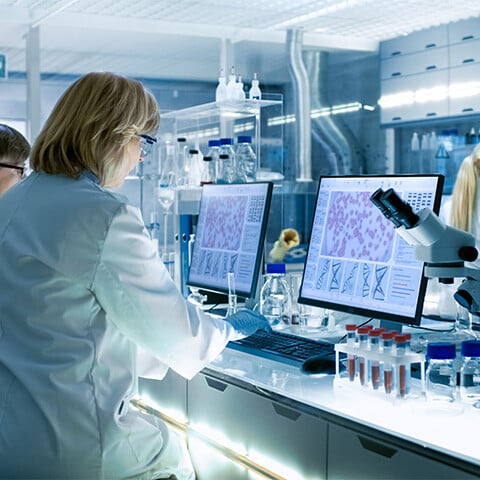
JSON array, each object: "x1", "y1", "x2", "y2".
[{"x1": 225, "y1": 309, "x2": 271, "y2": 338}]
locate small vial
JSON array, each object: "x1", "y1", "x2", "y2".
[
  {"x1": 369, "y1": 329, "x2": 382, "y2": 390},
  {"x1": 382, "y1": 331, "x2": 396, "y2": 394},
  {"x1": 395, "y1": 334, "x2": 411, "y2": 398},
  {"x1": 345, "y1": 324, "x2": 357, "y2": 381},
  {"x1": 357, "y1": 326, "x2": 371, "y2": 386},
  {"x1": 426, "y1": 343, "x2": 457, "y2": 403},
  {"x1": 459, "y1": 340, "x2": 480, "y2": 407}
]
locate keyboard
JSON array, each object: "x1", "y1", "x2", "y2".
[{"x1": 227, "y1": 329, "x2": 337, "y2": 367}]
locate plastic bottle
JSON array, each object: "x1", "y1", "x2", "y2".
[
  {"x1": 215, "y1": 68, "x2": 228, "y2": 103},
  {"x1": 175, "y1": 137, "x2": 188, "y2": 186},
  {"x1": 411, "y1": 132, "x2": 419, "y2": 151},
  {"x1": 226, "y1": 66, "x2": 237, "y2": 101},
  {"x1": 218, "y1": 138, "x2": 236, "y2": 183},
  {"x1": 183, "y1": 148, "x2": 202, "y2": 186},
  {"x1": 235, "y1": 75, "x2": 246, "y2": 101},
  {"x1": 459, "y1": 340, "x2": 480, "y2": 407},
  {"x1": 395, "y1": 334, "x2": 411, "y2": 398},
  {"x1": 259, "y1": 263, "x2": 291, "y2": 329},
  {"x1": 426, "y1": 343, "x2": 457, "y2": 403},
  {"x1": 216, "y1": 154, "x2": 232, "y2": 184},
  {"x1": 249, "y1": 72, "x2": 262, "y2": 100},
  {"x1": 200, "y1": 155, "x2": 215, "y2": 185},
  {"x1": 235, "y1": 135, "x2": 257, "y2": 182}
]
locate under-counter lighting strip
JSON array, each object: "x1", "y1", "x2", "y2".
[
  {"x1": 379, "y1": 81, "x2": 480, "y2": 108},
  {"x1": 131, "y1": 397, "x2": 318, "y2": 480}
]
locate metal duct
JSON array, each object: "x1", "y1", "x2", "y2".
[
  {"x1": 305, "y1": 50, "x2": 355, "y2": 175},
  {"x1": 286, "y1": 29, "x2": 312, "y2": 182}
]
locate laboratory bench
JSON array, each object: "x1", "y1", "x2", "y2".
[{"x1": 136, "y1": 324, "x2": 480, "y2": 480}]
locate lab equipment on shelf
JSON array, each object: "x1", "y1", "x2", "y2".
[
  {"x1": 200, "y1": 155, "x2": 215, "y2": 185},
  {"x1": 235, "y1": 135, "x2": 257, "y2": 182},
  {"x1": 249, "y1": 72, "x2": 262, "y2": 100},
  {"x1": 215, "y1": 68, "x2": 228, "y2": 103}
]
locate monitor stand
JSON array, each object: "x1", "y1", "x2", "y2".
[{"x1": 379, "y1": 319, "x2": 404, "y2": 333}]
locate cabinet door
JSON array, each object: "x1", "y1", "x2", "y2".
[
  {"x1": 449, "y1": 63, "x2": 480, "y2": 117},
  {"x1": 449, "y1": 39, "x2": 480, "y2": 69},
  {"x1": 138, "y1": 370, "x2": 188, "y2": 422},
  {"x1": 327, "y1": 423, "x2": 477, "y2": 480},
  {"x1": 449, "y1": 17, "x2": 480, "y2": 44},
  {"x1": 188, "y1": 373, "x2": 328, "y2": 479},
  {"x1": 380, "y1": 25, "x2": 448, "y2": 59}
]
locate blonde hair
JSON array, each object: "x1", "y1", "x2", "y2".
[
  {"x1": 450, "y1": 143, "x2": 480, "y2": 232},
  {"x1": 30, "y1": 72, "x2": 160, "y2": 186}
]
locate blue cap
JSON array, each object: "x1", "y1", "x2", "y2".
[
  {"x1": 237, "y1": 135, "x2": 252, "y2": 144},
  {"x1": 266, "y1": 263, "x2": 286, "y2": 274},
  {"x1": 208, "y1": 139, "x2": 220, "y2": 147},
  {"x1": 220, "y1": 137, "x2": 233, "y2": 145},
  {"x1": 427, "y1": 342, "x2": 456, "y2": 360},
  {"x1": 461, "y1": 340, "x2": 480, "y2": 358}
]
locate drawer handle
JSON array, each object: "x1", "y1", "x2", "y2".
[
  {"x1": 426, "y1": 112, "x2": 437, "y2": 117},
  {"x1": 358, "y1": 436, "x2": 397, "y2": 458},
  {"x1": 392, "y1": 117, "x2": 402, "y2": 121},
  {"x1": 272, "y1": 403, "x2": 301, "y2": 421},
  {"x1": 425, "y1": 43, "x2": 437, "y2": 49},
  {"x1": 391, "y1": 72, "x2": 401, "y2": 77},
  {"x1": 205, "y1": 377, "x2": 228, "y2": 392},
  {"x1": 462, "y1": 35, "x2": 474, "y2": 41},
  {"x1": 462, "y1": 108, "x2": 474, "y2": 112},
  {"x1": 463, "y1": 58, "x2": 475, "y2": 64},
  {"x1": 425, "y1": 65, "x2": 437, "y2": 70},
  {"x1": 391, "y1": 51, "x2": 401, "y2": 57}
]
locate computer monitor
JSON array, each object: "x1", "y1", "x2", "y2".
[
  {"x1": 187, "y1": 182, "x2": 273, "y2": 299},
  {"x1": 298, "y1": 175, "x2": 444, "y2": 326}
]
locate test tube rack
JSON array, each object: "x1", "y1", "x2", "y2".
[{"x1": 334, "y1": 343, "x2": 426, "y2": 400}]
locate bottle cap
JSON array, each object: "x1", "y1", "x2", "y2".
[
  {"x1": 461, "y1": 340, "x2": 480, "y2": 358},
  {"x1": 394, "y1": 334, "x2": 408, "y2": 343},
  {"x1": 208, "y1": 139, "x2": 221, "y2": 147},
  {"x1": 357, "y1": 326, "x2": 371, "y2": 335},
  {"x1": 176, "y1": 137, "x2": 187, "y2": 142},
  {"x1": 219, "y1": 154, "x2": 229, "y2": 159},
  {"x1": 189, "y1": 149, "x2": 199, "y2": 154},
  {"x1": 237, "y1": 135, "x2": 252, "y2": 144},
  {"x1": 427, "y1": 342, "x2": 456, "y2": 360},
  {"x1": 266, "y1": 263, "x2": 286, "y2": 274},
  {"x1": 203, "y1": 156, "x2": 212, "y2": 162},
  {"x1": 381, "y1": 331, "x2": 396, "y2": 340},
  {"x1": 345, "y1": 324, "x2": 357, "y2": 331},
  {"x1": 220, "y1": 137, "x2": 233, "y2": 145},
  {"x1": 369, "y1": 329, "x2": 382, "y2": 337}
]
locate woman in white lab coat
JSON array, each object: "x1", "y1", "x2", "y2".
[{"x1": 0, "y1": 72, "x2": 268, "y2": 479}]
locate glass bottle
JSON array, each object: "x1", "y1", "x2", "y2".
[
  {"x1": 200, "y1": 155, "x2": 215, "y2": 185},
  {"x1": 459, "y1": 340, "x2": 480, "y2": 407},
  {"x1": 206, "y1": 139, "x2": 221, "y2": 179},
  {"x1": 226, "y1": 65, "x2": 237, "y2": 101},
  {"x1": 215, "y1": 68, "x2": 228, "y2": 103},
  {"x1": 426, "y1": 342, "x2": 457, "y2": 403},
  {"x1": 175, "y1": 137, "x2": 188, "y2": 186},
  {"x1": 235, "y1": 135, "x2": 257, "y2": 182},
  {"x1": 395, "y1": 334, "x2": 411, "y2": 398},
  {"x1": 249, "y1": 72, "x2": 262, "y2": 100},
  {"x1": 259, "y1": 263, "x2": 291, "y2": 330}
]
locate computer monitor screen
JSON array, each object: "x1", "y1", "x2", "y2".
[
  {"x1": 298, "y1": 175, "x2": 444, "y2": 326},
  {"x1": 187, "y1": 182, "x2": 273, "y2": 299}
]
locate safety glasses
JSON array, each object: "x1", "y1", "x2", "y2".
[
  {"x1": 0, "y1": 161, "x2": 25, "y2": 176},
  {"x1": 137, "y1": 134, "x2": 157, "y2": 159}
]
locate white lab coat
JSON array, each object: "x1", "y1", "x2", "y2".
[{"x1": 0, "y1": 171, "x2": 235, "y2": 479}]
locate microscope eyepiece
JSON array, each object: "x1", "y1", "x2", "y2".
[{"x1": 370, "y1": 188, "x2": 419, "y2": 229}]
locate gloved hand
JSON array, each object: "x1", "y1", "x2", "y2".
[
  {"x1": 225, "y1": 309, "x2": 271, "y2": 338},
  {"x1": 269, "y1": 228, "x2": 300, "y2": 262}
]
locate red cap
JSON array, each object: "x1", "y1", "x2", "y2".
[
  {"x1": 346, "y1": 324, "x2": 357, "y2": 331},
  {"x1": 369, "y1": 329, "x2": 382, "y2": 337},
  {"x1": 394, "y1": 334, "x2": 408, "y2": 343},
  {"x1": 357, "y1": 326, "x2": 371, "y2": 334},
  {"x1": 381, "y1": 331, "x2": 396, "y2": 340}
]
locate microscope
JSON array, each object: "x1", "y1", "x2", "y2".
[{"x1": 370, "y1": 187, "x2": 480, "y2": 317}]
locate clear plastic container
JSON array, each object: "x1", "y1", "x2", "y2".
[
  {"x1": 206, "y1": 139, "x2": 221, "y2": 179},
  {"x1": 249, "y1": 72, "x2": 262, "y2": 100},
  {"x1": 395, "y1": 334, "x2": 411, "y2": 398},
  {"x1": 345, "y1": 324, "x2": 357, "y2": 382},
  {"x1": 235, "y1": 135, "x2": 257, "y2": 182},
  {"x1": 218, "y1": 138, "x2": 236, "y2": 183},
  {"x1": 215, "y1": 69, "x2": 228, "y2": 103},
  {"x1": 369, "y1": 329, "x2": 382, "y2": 390},
  {"x1": 357, "y1": 326, "x2": 371, "y2": 386},
  {"x1": 382, "y1": 331, "x2": 396, "y2": 394},
  {"x1": 426, "y1": 342, "x2": 457, "y2": 403},
  {"x1": 259, "y1": 263, "x2": 291, "y2": 329},
  {"x1": 459, "y1": 340, "x2": 480, "y2": 407}
]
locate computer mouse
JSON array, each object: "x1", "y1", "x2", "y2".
[{"x1": 300, "y1": 355, "x2": 341, "y2": 375}]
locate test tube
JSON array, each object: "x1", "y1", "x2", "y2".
[
  {"x1": 227, "y1": 272, "x2": 237, "y2": 316},
  {"x1": 382, "y1": 331, "x2": 396, "y2": 394},
  {"x1": 345, "y1": 324, "x2": 357, "y2": 381},
  {"x1": 357, "y1": 326, "x2": 371, "y2": 386},
  {"x1": 369, "y1": 329, "x2": 382, "y2": 390},
  {"x1": 395, "y1": 334, "x2": 411, "y2": 398}
]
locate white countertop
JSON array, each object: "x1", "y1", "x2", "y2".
[{"x1": 206, "y1": 338, "x2": 480, "y2": 469}]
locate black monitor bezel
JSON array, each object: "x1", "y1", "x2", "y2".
[
  {"x1": 298, "y1": 174, "x2": 445, "y2": 327},
  {"x1": 187, "y1": 181, "x2": 273, "y2": 299}
]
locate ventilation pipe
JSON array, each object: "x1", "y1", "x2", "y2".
[
  {"x1": 286, "y1": 29, "x2": 312, "y2": 182},
  {"x1": 305, "y1": 50, "x2": 355, "y2": 174}
]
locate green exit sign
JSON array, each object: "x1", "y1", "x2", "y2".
[{"x1": 0, "y1": 54, "x2": 6, "y2": 79}]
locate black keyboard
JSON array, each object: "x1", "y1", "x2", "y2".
[{"x1": 227, "y1": 329, "x2": 337, "y2": 367}]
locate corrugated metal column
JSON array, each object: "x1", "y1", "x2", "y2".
[{"x1": 26, "y1": 26, "x2": 41, "y2": 143}]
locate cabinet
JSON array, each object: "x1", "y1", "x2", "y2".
[
  {"x1": 188, "y1": 373, "x2": 328, "y2": 480},
  {"x1": 379, "y1": 17, "x2": 480, "y2": 125}
]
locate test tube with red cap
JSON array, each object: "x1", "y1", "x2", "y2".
[
  {"x1": 345, "y1": 324, "x2": 357, "y2": 381},
  {"x1": 382, "y1": 331, "x2": 396, "y2": 394},
  {"x1": 369, "y1": 329, "x2": 383, "y2": 390},
  {"x1": 395, "y1": 334, "x2": 411, "y2": 398},
  {"x1": 357, "y1": 326, "x2": 371, "y2": 386}
]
